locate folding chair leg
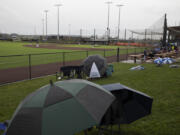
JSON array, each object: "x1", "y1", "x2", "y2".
[{"x1": 118, "y1": 124, "x2": 121, "y2": 135}]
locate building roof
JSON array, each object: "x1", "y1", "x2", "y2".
[{"x1": 168, "y1": 26, "x2": 180, "y2": 34}]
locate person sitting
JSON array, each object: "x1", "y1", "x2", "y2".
[
  {"x1": 143, "y1": 49, "x2": 147, "y2": 61},
  {"x1": 148, "y1": 50, "x2": 155, "y2": 59}
]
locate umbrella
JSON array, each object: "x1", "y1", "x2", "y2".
[
  {"x1": 129, "y1": 65, "x2": 144, "y2": 71},
  {"x1": 154, "y1": 57, "x2": 163, "y2": 65},
  {"x1": 0, "y1": 123, "x2": 6, "y2": 131},
  {"x1": 169, "y1": 64, "x2": 180, "y2": 68},
  {"x1": 101, "y1": 83, "x2": 153, "y2": 125},
  {"x1": 82, "y1": 55, "x2": 107, "y2": 76},
  {"x1": 162, "y1": 57, "x2": 174, "y2": 64},
  {"x1": 5, "y1": 79, "x2": 115, "y2": 135}
]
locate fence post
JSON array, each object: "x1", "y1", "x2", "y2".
[
  {"x1": 28, "y1": 54, "x2": 32, "y2": 80},
  {"x1": 63, "y1": 52, "x2": 65, "y2": 66},
  {"x1": 117, "y1": 48, "x2": 120, "y2": 62},
  {"x1": 126, "y1": 48, "x2": 128, "y2": 60},
  {"x1": 119, "y1": 48, "x2": 120, "y2": 61},
  {"x1": 104, "y1": 49, "x2": 106, "y2": 57}
]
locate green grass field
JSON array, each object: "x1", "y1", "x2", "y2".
[
  {"x1": 0, "y1": 63, "x2": 179, "y2": 135},
  {"x1": 0, "y1": 41, "x2": 145, "y2": 69}
]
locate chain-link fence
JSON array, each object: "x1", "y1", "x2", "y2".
[{"x1": 0, "y1": 47, "x2": 148, "y2": 85}]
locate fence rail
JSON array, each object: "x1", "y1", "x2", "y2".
[{"x1": 0, "y1": 47, "x2": 146, "y2": 85}]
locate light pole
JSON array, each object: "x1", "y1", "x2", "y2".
[
  {"x1": 105, "y1": 1, "x2": 112, "y2": 44},
  {"x1": 55, "y1": 4, "x2": 62, "y2": 40},
  {"x1": 44, "y1": 10, "x2": 48, "y2": 39},
  {"x1": 116, "y1": 4, "x2": 123, "y2": 40},
  {"x1": 42, "y1": 18, "x2": 44, "y2": 36}
]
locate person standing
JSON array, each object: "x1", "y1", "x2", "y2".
[{"x1": 144, "y1": 48, "x2": 147, "y2": 61}]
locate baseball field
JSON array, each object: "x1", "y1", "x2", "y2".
[
  {"x1": 0, "y1": 41, "x2": 144, "y2": 69},
  {"x1": 0, "y1": 41, "x2": 146, "y2": 84}
]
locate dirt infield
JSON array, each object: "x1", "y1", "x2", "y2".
[
  {"x1": 0, "y1": 54, "x2": 128, "y2": 85},
  {"x1": 24, "y1": 44, "x2": 114, "y2": 51}
]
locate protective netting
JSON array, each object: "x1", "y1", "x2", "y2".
[{"x1": 128, "y1": 15, "x2": 165, "y2": 40}]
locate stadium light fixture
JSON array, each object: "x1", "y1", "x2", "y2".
[
  {"x1": 54, "y1": 4, "x2": 62, "y2": 40},
  {"x1": 116, "y1": 4, "x2": 124, "y2": 40},
  {"x1": 44, "y1": 10, "x2": 49, "y2": 38},
  {"x1": 105, "y1": 1, "x2": 113, "y2": 43},
  {"x1": 42, "y1": 18, "x2": 44, "y2": 36}
]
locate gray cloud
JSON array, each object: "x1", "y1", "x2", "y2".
[{"x1": 0, "y1": 0, "x2": 179, "y2": 35}]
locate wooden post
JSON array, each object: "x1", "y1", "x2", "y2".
[
  {"x1": 28, "y1": 54, "x2": 32, "y2": 80},
  {"x1": 117, "y1": 48, "x2": 120, "y2": 62}
]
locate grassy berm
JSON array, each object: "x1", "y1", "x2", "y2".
[{"x1": 0, "y1": 63, "x2": 179, "y2": 135}]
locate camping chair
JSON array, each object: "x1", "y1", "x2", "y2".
[
  {"x1": 74, "y1": 65, "x2": 84, "y2": 79},
  {"x1": 59, "y1": 65, "x2": 84, "y2": 79},
  {"x1": 60, "y1": 66, "x2": 76, "y2": 79}
]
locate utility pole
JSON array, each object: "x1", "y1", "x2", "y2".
[
  {"x1": 55, "y1": 4, "x2": 62, "y2": 40},
  {"x1": 94, "y1": 29, "x2": 96, "y2": 45},
  {"x1": 44, "y1": 10, "x2": 48, "y2": 39},
  {"x1": 42, "y1": 19, "x2": 44, "y2": 36},
  {"x1": 124, "y1": 28, "x2": 126, "y2": 40},
  {"x1": 80, "y1": 29, "x2": 82, "y2": 38},
  {"x1": 116, "y1": 4, "x2": 124, "y2": 40},
  {"x1": 144, "y1": 29, "x2": 147, "y2": 40}
]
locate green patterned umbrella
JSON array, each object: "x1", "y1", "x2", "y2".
[{"x1": 5, "y1": 79, "x2": 115, "y2": 135}]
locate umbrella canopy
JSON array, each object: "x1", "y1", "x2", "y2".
[
  {"x1": 154, "y1": 57, "x2": 163, "y2": 65},
  {"x1": 162, "y1": 57, "x2": 174, "y2": 64},
  {"x1": 101, "y1": 83, "x2": 153, "y2": 125},
  {"x1": 5, "y1": 79, "x2": 115, "y2": 135},
  {"x1": 82, "y1": 55, "x2": 107, "y2": 76},
  {"x1": 129, "y1": 65, "x2": 144, "y2": 71}
]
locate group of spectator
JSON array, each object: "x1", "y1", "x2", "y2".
[
  {"x1": 143, "y1": 45, "x2": 179, "y2": 61},
  {"x1": 160, "y1": 45, "x2": 179, "y2": 53}
]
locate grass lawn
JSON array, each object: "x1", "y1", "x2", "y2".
[
  {"x1": 0, "y1": 41, "x2": 72, "y2": 56},
  {"x1": 0, "y1": 41, "x2": 73, "y2": 69},
  {"x1": 0, "y1": 41, "x2": 145, "y2": 69},
  {"x1": 0, "y1": 63, "x2": 179, "y2": 135}
]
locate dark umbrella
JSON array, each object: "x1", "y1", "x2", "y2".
[
  {"x1": 82, "y1": 55, "x2": 107, "y2": 76},
  {"x1": 101, "y1": 83, "x2": 153, "y2": 125},
  {"x1": 5, "y1": 79, "x2": 115, "y2": 135}
]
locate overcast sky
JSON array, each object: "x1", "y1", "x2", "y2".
[{"x1": 0, "y1": 0, "x2": 180, "y2": 36}]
